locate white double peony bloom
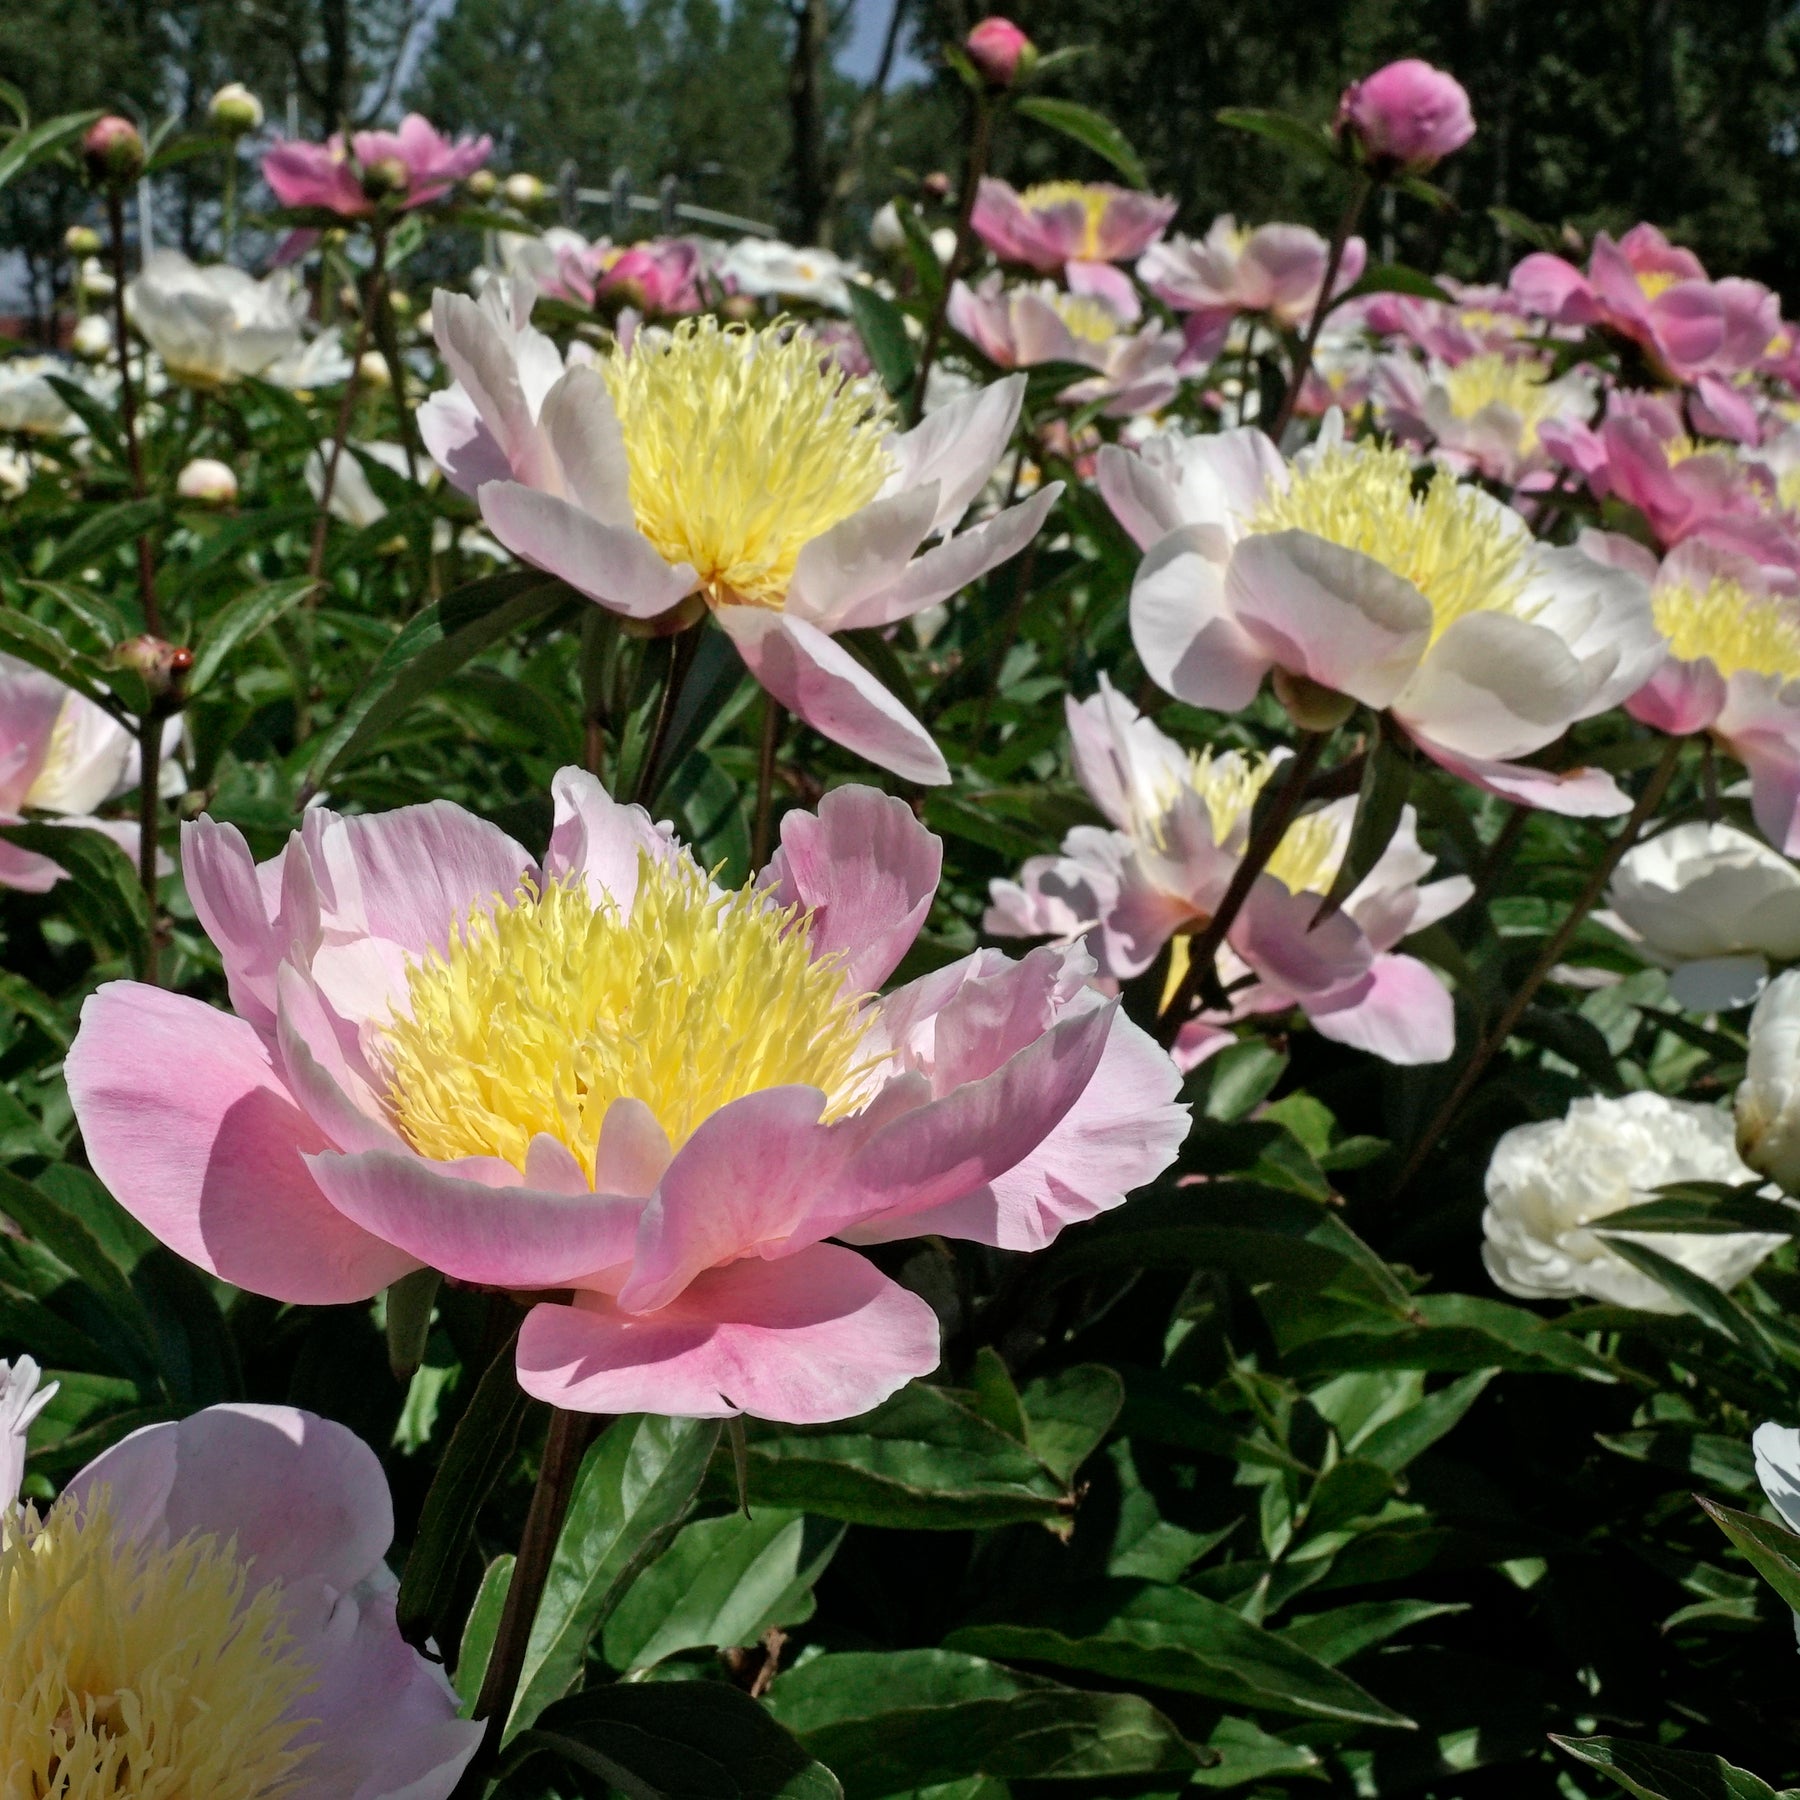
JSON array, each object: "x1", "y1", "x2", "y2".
[
  {"x1": 1737, "y1": 969, "x2": 1800, "y2": 1193},
  {"x1": 1483, "y1": 1092, "x2": 1784, "y2": 1311}
]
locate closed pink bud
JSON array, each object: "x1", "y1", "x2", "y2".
[
  {"x1": 1336, "y1": 58, "x2": 1474, "y2": 174},
  {"x1": 965, "y1": 17, "x2": 1035, "y2": 88},
  {"x1": 83, "y1": 116, "x2": 145, "y2": 187}
]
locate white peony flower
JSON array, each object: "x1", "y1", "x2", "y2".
[
  {"x1": 0, "y1": 356, "x2": 79, "y2": 436},
  {"x1": 0, "y1": 1357, "x2": 56, "y2": 1504},
  {"x1": 1606, "y1": 821, "x2": 1800, "y2": 1011},
  {"x1": 718, "y1": 237, "x2": 856, "y2": 312},
  {"x1": 1754, "y1": 1421, "x2": 1800, "y2": 1531},
  {"x1": 1483, "y1": 1092, "x2": 1784, "y2": 1312},
  {"x1": 1737, "y1": 969, "x2": 1800, "y2": 1193},
  {"x1": 126, "y1": 250, "x2": 308, "y2": 388}
]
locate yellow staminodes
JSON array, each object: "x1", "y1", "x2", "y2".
[
  {"x1": 1045, "y1": 290, "x2": 1119, "y2": 346},
  {"x1": 604, "y1": 317, "x2": 896, "y2": 610},
  {"x1": 1653, "y1": 575, "x2": 1800, "y2": 680},
  {"x1": 1019, "y1": 181, "x2": 1113, "y2": 260},
  {"x1": 1635, "y1": 267, "x2": 1682, "y2": 301},
  {"x1": 0, "y1": 1489, "x2": 313, "y2": 1799},
  {"x1": 1152, "y1": 748, "x2": 1344, "y2": 896},
  {"x1": 380, "y1": 853, "x2": 878, "y2": 1178},
  {"x1": 1438, "y1": 352, "x2": 1564, "y2": 448},
  {"x1": 1249, "y1": 439, "x2": 1533, "y2": 642}
]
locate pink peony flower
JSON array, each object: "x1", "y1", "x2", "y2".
[
  {"x1": 1585, "y1": 529, "x2": 1800, "y2": 853},
  {"x1": 946, "y1": 273, "x2": 1182, "y2": 417},
  {"x1": 0, "y1": 1359, "x2": 481, "y2": 1796},
  {"x1": 418, "y1": 281, "x2": 1060, "y2": 784},
  {"x1": 1335, "y1": 59, "x2": 1475, "y2": 174},
  {"x1": 985, "y1": 682, "x2": 1471, "y2": 1066},
  {"x1": 965, "y1": 17, "x2": 1035, "y2": 86},
  {"x1": 537, "y1": 234, "x2": 707, "y2": 317},
  {"x1": 1138, "y1": 215, "x2": 1368, "y2": 357},
  {"x1": 1096, "y1": 419, "x2": 1665, "y2": 816},
  {"x1": 65, "y1": 774, "x2": 1187, "y2": 1424},
  {"x1": 970, "y1": 177, "x2": 1177, "y2": 302},
  {"x1": 0, "y1": 655, "x2": 180, "y2": 893},
  {"x1": 263, "y1": 114, "x2": 491, "y2": 218}
]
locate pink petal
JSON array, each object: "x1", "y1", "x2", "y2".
[
  {"x1": 1131, "y1": 523, "x2": 1269, "y2": 709},
  {"x1": 715, "y1": 607, "x2": 948, "y2": 785},
  {"x1": 1304, "y1": 952, "x2": 1455, "y2": 1063},
  {"x1": 761, "y1": 784, "x2": 942, "y2": 992},
  {"x1": 786, "y1": 486, "x2": 942, "y2": 630},
  {"x1": 1096, "y1": 443, "x2": 1185, "y2": 550},
  {"x1": 478, "y1": 481, "x2": 695, "y2": 618},
  {"x1": 275, "y1": 964, "x2": 404, "y2": 1155},
  {"x1": 1067, "y1": 259, "x2": 1143, "y2": 323},
  {"x1": 1397, "y1": 611, "x2": 1592, "y2": 762},
  {"x1": 594, "y1": 1098, "x2": 674, "y2": 1197},
  {"x1": 66, "y1": 985, "x2": 416, "y2": 1304},
  {"x1": 431, "y1": 290, "x2": 546, "y2": 482},
  {"x1": 1627, "y1": 655, "x2": 1727, "y2": 735},
  {"x1": 884, "y1": 374, "x2": 1025, "y2": 534},
  {"x1": 517, "y1": 1242, "x2": 940, "y2": 1423},
  {"x1": 543, "y1": 765, "x2": 676, "y2": 911},
  {"x1": 182, "y1": 818, "x2": 285, "y2": 1030},
  {"x1": 1231, "y1": 877, "x2": 1374, "y2": 996},
  {"x1": 1413, "y1": 739, "x2": 1634, "y2": 815},
  {"x1": 417, "y1": 386, "x2": 511, "y2": 499},
  {"x1": 306, "y1": 1147, "x2": 643, "y2": 1289},
  {"x1": 537, "y1": 364, "x2": 635, "y2": 525}
]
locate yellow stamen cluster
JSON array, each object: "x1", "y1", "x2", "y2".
[
  {"x1": 1148, "y1": 749, "x2": 1344, "y2": 896},
  {"x1": 1249, "y1": 439, "x2": 1533, "y2": 642},
  {"x1": 1438, "y1": 352, "x2": 1563, "y2": 449},
  {"x1": 1653, "y1": 576, "x2": 1800, "y2": 680},
  {"x1": 1019, "y1": 181, "x2": 1112, "y2": 260},
  {"x1": 604, "y1": 317, "x2": 897, "y2": 610},
  {"x1": 0, "y1": 1490, "x2": 313, "y2": 1800},
  {"x1": 1776, "y1": 466, "x2": 1800, "y2": 516},
  {"x1": 1046, "y1": 291, "x2": 1119, "y2": 346},
  {"x1": 1635, "y1": 268, "x2": 1682, "y2": 302},
  {"x1": 380, "y1": 854, "x2": 878, "y2": 1177}
]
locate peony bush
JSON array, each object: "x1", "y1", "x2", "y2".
[{"x1": 7, "y1": 33, "x2": 1800, "y2": 1800}]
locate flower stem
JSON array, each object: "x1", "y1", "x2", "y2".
[
  {"x1": 105, "y1": 189, "x2": 157, "y2": 637},
  {"x1": 1268, "y1": 173, "x2": 1371, "y2": 441},
  {"x1": 751, "y1": 692, "x2": 785, "y2": 869},
  {"x1": 461, "y1": 1405, "x2": 599, "y2": 1777},
  {"x1": 1156, "y1": 729, "x2": 1330, "y2": 1047},
  {"x1": 135, "y1": 713, "x2": 163, "y2": 987},
  {"x1": 1391, "y1": 732, "x2": 1686, "y2": 1196},
  {"x1": 633, "y1": 624, "x2": 701, "y2": 806},
  {"x1": 909, "y1": 94, "x2": 993, "y2": 428}
]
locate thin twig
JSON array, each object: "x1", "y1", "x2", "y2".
[
  {"x1": 135, "y1": 715, "x2": 163, "y2": 987},
  {"x1": 752, "y1": 693, "x2": 785, "y2": 868},
  {"x1": 105, "y1": 189, "x2": 157, "y2": 636},
  {"x1": 1390, "y1": 733, "x2": 1687, "y2": 1196},
  {"x1": 1268, "y1": 174, "x2": 1371, "y2": 441},
  {"x1": 910, "y1": 95, "x2": 992, "y2": 427},
  {"x1": 634, "y1": 625, "x2": 701, "y2": 806}
]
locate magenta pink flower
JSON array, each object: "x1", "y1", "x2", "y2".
[
  {"x1": 1335, "y1": 59, "x2": 1474, "y2": 174},
  {"x1": 947, "y1": 273, "x2": 1182, "y2": 417},
  {"x1": 1139, "y1": 215, "x2": 1368, "y2": 354},
  {"x1": 65, "y1": 774, "x2": 1186, "y2": 1424},
  {"x1": 263, "y1": 113, "x2": 490, "y2": 217},
  {"x1": 985, "y1": 683, "x2": 1471, "y2": 1066},
  {"x1": 0, "y1": 1362, "x2": 480, "y2": 1797},
  {"x1": 971, "y1": 177, "x2": 1177, "y2": 297},
  {"x1": 546, "y1": 236, "x2": 706, "y2": 316},
  {"x1": 965, "y1": 16, "x2": 1035, "y2": 86}
]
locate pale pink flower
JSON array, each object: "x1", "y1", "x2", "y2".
[
  {"x1": 0, "y1": 655, "x2": 180, "y2": 893},
  {"x1": 1335, "y1": 59, "x2": 1474, "y2": 174},
  {"x1": 0, "y1": 1366, "x2": 480, "y2": 1798},
  {"x1": 1138, "y1": 215, "x2": 1368, "y2": 361},
  {"x1": 263, "y1": 114, "x2": 491, "y2": 217},
  {"x1": 986, "y1": 682, "x2": 1469, "y2": 1065},
  {"x1": 971, "y1": 177, "x2": 1177, "y2": 303},
  {"x1": 947, "y1": 273, "x2": 1181, "y2": 417},
  {"x1": 66, "y1": 774, "x2": 1186, "y2": 1424},
  {"x1": 1097, "y1": 419, "x2": 1664, "y2": 815},
  {"x1": 418, "y1": 281, "x2": 1058, "y2": 783}
]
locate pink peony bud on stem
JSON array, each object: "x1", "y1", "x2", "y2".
[
  {"x1": 964, "y1": 16, "x2": 1036, "y2": 88},
  {"x1": 1335, "y1": 58, "x2": 1474, "y2": 175}
]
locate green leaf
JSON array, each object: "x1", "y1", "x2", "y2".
[
  {"x1": 1698, "y1": 1495, "x2": 1800, "y2": 1611},
  {"x1": 0, "y1": 106, "x2": 99, "y2": 192},
  {"x1": 454, "y1": 1554, "x2": 515, "y2": 1712},
  {"x1": 1553, "y1": 1735, "x2": 1794, "y2": 1800},
  {"x1": 302, "y1": 572, "x2": 571, "y2": 796},
  {"x1": 524, "y1": 1682, "x2": 841, "y2": 1800},
  {"x1": 187, "y1": 575, "x2": 318, "y2": 695},
  {"x1": 0, "y1": 824, "x2": 150, "y2": 971},
  {"x1": 1596, "y1": 1238, "x2": 1778, "y2": 1365},
  {"x1": 946, "y1": 1580, "x2": 1412, "y2": 1725},
  {"x1": 1203, "y1": 1042, "x2": 1287, "y2": 1120},
  {"x1": 765, "y1": 1648, "x2": 1199, "y2": 1797},
  {"x1": 1283, "y1": 1293, "x2": 1616, "y2": 1379},
  {"x1": 395, "y1": 1327, "x2": 528, "y2": 1649},
  {"x1": 844, "y1": 281, "x2": 916, "y2": 401},
  {"x1": 1280, "y1": 1599, "x2": 1466, "y2": 1665},
  {"x1": 732, "y1": 1384, "x2": 1071, "y2": 1530},
  {"x1": 510, "y1": 1413, "x2": 722, "y2": 1734},
  {"x1": 0, "y1": 607, "x2": 113, "y2": 705},
  {"x1": 1019, "y1": 1365, "x2": 1123, "y2": 1484},
  {"x1": 965, "y1": 1346, "x2": 1028, "y2": 1441},
  {"x1": 1013, "y1": 98, "x2": 1148, "y2": 187},
  {"x1": 1356, "y1": 1369, "x2": 1496, "y2": 1472},
  {"x1": 1332, "y1": 263, "x2": 1455, "y2": 306},
  {"x1": 42, "y1": 497, "x2": 165, "y2": 582},
  {"x1": 384, "y1": 1267, "x2": 441, "y2": 1383},
  {"x1": 1215, "y1": 106, "x2": 1339, "y2": 171},
  {"x1": 603, "y1": 1506, "x2": 845, "y2": 1671},
  {"x1": 1594, "y1": 1187, "x2": 1800, "y2": 1236}
]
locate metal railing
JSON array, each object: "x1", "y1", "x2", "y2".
[{"x1": 555, "y1": 162, "x2": 777, "y2": 240}]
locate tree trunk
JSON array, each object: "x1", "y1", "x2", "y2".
[{"x1": 786, "y1": 0, "x2": 831, "y2": 244}]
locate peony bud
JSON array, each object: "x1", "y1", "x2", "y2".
[
  {"x1": 113, "y1": 635, "x2": 194, "y2": 702},
  {"x1": 70, "y1": 314, "x2": 112, "y2": 359},
  {"x1": 964, "y1": 16, "x2": 1036, "y2": 88},
  {"x1": 502, "y1": 171, "x2": 546, "y2": 208},
  {"x1": 1738, "y1": 970, "x2": 1800, "y2": 1193},
  {"x1": 176, "y1": 457, "x2": 238, "y2": 507},
  {"x1": 357, "y1": 349, "x2": 392, "y2": 388},
  {"x1": 465, "y1": 168, "x2": 497, "y2": 200},
  {"x1": 77, "y1": 258, "x2": 115, "y2": 300},
  {"x1": 869, "y1": 201, "x2": 906, "y2": 253},
  {"x1": 1335, "y1": 58, "x2": 1474, "y2": 176},
  {"x1": 922, "y1": 170, "x2": 952, "y2": 202},
  {"x1": 208, "y1": 82, "x2": 264, "y2": 136},
  {"x1": 63, "y1": 223, "x2": 101, "y2": 257},
  {"x1": 930, "y1": 226, "x2": 959, "y2": 264},
  {"x1": 83, "y1": 116, "x2": 145, "y2": 188},
  {"x1": 1272, "y1": 667, "x2": 1356, "y2": 732}
]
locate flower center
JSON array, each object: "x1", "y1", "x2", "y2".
[
  {"x1": 0, "y1": 1490, "x2": 314, "y2": 1800},
  {"x1": 1635, "y1": 268, "x2": 1681, "y2": 302},
  {"x1": 1153, "y1": 748, "x2": 1344, "y2": 895},
  {"x1": 1046, "y1": 291, "x2": 1119, "y2": 345},
  {"x1": 1019, "y1": 181, "x2": 1111, "y2": 260},
  {"x1": 1437, "y1": 352, "x2": 1562, "y2": 448},
  {"x1": 1249, "y1": 439, "x2": 1533, "y2": 642},
  {"x1": 1652, "y1": 576, "x2": 1800, "y2": 681},
  {"x1": 603, "y1": 317, "x2": 896, "y2": 610},
  {"x1": 379, "y1": 853, "x2": 878, "y2": 1178}
]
